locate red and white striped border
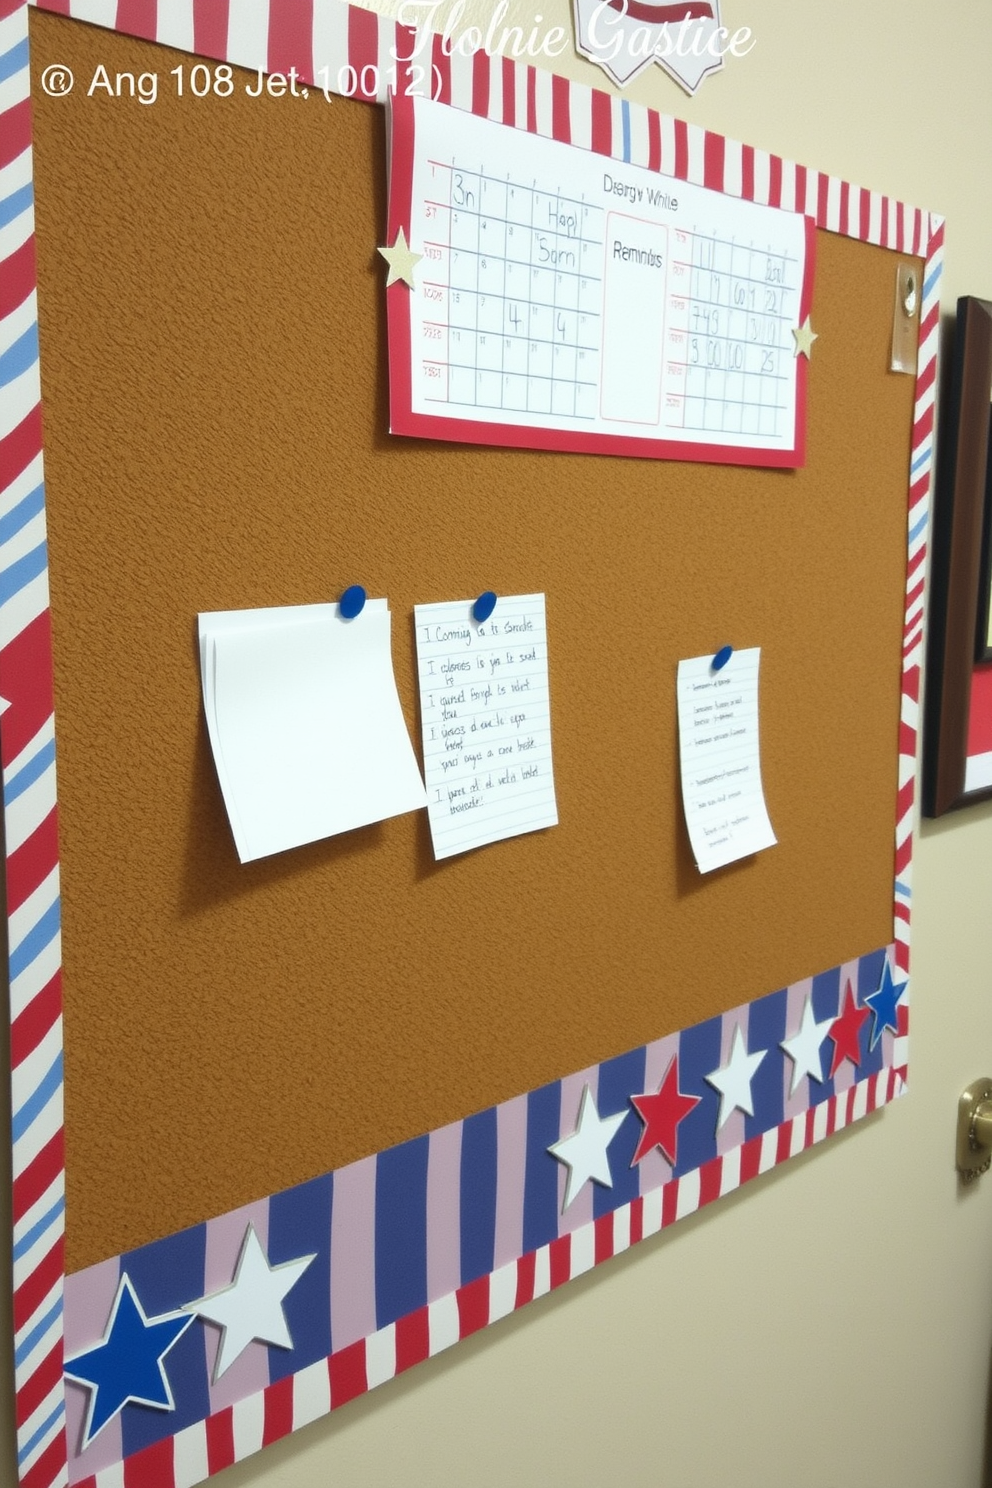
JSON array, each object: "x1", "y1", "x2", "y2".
[
  {"x1": 2, "y1": 4, "x2": 939, "y2": 1486},
  {"x1": 70, "y1": 1067, "x2": 906, "y2": 1488}
]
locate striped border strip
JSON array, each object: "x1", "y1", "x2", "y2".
[
  {"x1": 29, "y1": 0, "x2": 935, "y2": 252},
  {"x1": 68, "y1": 1066, "x2": 906, "y2": 1488},
  {"x1": 2, "y1": 4, "x2": 68, "y2": 1488},
  {"x1": 4, "y1": 4, "x2": 941, "y2": 1486},
  {"x1": 59, "y1": 946, "x2": 896, "y2": 1484}
]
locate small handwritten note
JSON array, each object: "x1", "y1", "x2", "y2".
[
  {"x1": 415, "y1": 594, "x2": 558, "y2": 859},
  {"x1": 676, "y1": 647, "x2": 776, "y2": 873}
]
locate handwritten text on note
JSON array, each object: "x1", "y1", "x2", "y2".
[
  {"x1": 676, "y1": 647, "x2": 776, "y2": 873},
  {"x1": 415, "y1": 594, "x2": 558, "y2": 859}
]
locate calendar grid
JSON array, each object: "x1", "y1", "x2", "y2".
[
  {"x1": 665, "y1": 228, "x2": 800, "y2": 437},
  {"x1": 422, "y1": 155, "x2": 605, "y2": 418},
  {"x1": 402, "y1": 96, "x2": 811, "y2": 462}
]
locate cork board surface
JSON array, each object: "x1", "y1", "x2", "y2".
[{"x1": 29, "y1": 12, "x2": 918, "y2": 1273}]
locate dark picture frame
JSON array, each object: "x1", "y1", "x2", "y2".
[
  {"x1": 923, "y1": 296, "x2": 992, "y2": 815},
  {"x1": 974, "y1": 405, "x2": 992, "y2": 662}
]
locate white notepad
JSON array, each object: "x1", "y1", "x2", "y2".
[
  {"x1": 199, "y1": 602, "x2": 426, "y2": 863},
  {"x1": 676, "y1": 647, "x2": 776, "y2": 873},
  {"x1": 414, "y1": 594, "x2": 558, "y2": 859}
]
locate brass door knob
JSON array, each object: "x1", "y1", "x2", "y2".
[{"x1": 957, "y1": 1079, "x2": 992, "y2": 1181}]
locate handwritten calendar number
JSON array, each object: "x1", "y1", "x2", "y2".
[{"x1": 452, "y1": 173, "x2": 475, "y2": 208}]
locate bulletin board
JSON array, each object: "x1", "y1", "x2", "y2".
[{"x1": 1, "y1": 4, "x2": 940, "y2": 1487}]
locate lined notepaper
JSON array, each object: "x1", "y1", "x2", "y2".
[
  {"x1": 415, "y1": 594, "x2": 558, "y2": 859},
  {"x1": 676, "y1": 647, "x2": 776, "y2": 873}
]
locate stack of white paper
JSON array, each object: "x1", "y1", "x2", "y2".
[{"x1": 199, "y1": 602, "x2": 427, "y2": 863}]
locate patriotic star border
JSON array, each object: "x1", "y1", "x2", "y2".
[{"x1": 1, "y1": 2, "x2": 939, "y2": 1486}]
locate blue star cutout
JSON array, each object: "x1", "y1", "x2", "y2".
[
  {"x1": 864, "y1": 960, "x2": 906, "y2": 1050},
  {"x1": 64, "y1": 1274, "x2": 194, "y2": 1448}
]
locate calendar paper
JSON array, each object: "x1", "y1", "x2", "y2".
[{"x1": 386, "y1": 94, "x2": 814, "y2": 469}]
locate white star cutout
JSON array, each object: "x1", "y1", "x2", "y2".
[
  {"x1": 548, "y1": 1085, "x2": 626, "y2": 1211},
  {"x1": 705, "y1": 1025, "x2": 766, "y2": 1130},
  {"x1": 792, "y1": 315, "x2": 818, "y2": 358},
  {"x1": 377, "y1": 226, "x2": 422, "y2": 288},
  {"x1": 780, "y1": 995, "x2": 834, "y2": 1095},
  {"x1": 184, "y1": 1224, "x2": 315, "y2": 1380}
]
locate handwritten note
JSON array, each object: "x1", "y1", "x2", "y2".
[
  {"x1": 676, "y1": 647, "x2": 776, "y2": 873},
  {"x1": 415, "y1": 594, "x2": 558, "y2": 859},
  {"x1": 199, "y1": 602, "x2": 427, "y2": 863}
]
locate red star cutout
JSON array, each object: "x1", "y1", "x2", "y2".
[
  {"x1": 630, "y1": 1057, "x2": 701, "y2": 1167},
  {"x1": 827, "y1": 981, "x2": 870, "y2": 1077}
]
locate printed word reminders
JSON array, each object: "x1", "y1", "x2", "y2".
[
  {"x1": 415, "y1": 595, "x2": 557, "y2": 859},
  {"x1": 387, "y1": 94, "x2": 813, "y2": 468}
]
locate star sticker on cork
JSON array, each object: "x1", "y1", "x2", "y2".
[
  {"x1": 378, "y1": 227, "x2": 422, "y2": 288},
  {"x1": 792, "y1": 316, "x2": 818, "y2": 358}
]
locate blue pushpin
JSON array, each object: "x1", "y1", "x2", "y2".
[
  {"x1": 339, "y1": 584, "x2": 366, "y2": 620},
  {"x1": 472, "y1": 590, "x2": 497, "y2": 623},
  {"x1": 712, "y1": 644, "x2": 733, "y2": 672}
]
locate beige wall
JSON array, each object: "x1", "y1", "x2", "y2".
[{"x1": 8, "y1": 1, "x2": 992, "y2": 1484}]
